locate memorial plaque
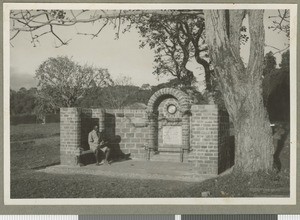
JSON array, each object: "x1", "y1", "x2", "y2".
[{"x1": 162, "y1": 126, "x2": 182, "y2": 145}]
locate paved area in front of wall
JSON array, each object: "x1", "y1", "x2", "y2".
[{"x1": 41, "y1": 159, "x2": 217, "y2": 182}]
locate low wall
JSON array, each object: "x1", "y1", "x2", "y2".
[
  {"x1": 60, "y1": 108, "x2": 149, "y2": 165},
  {"x1": 104, "y1": 109, "x2": 149, "y2": 159},
  {"x1": 60, "y1": 106, "x2": 231, "y2": 175}
]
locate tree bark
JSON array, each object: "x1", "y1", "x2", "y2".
[
  {"x1": 233, "y1": 82, "x2": 274, "y2": 171},
  {"x1": 194, "y1": 53, "x2": 212, "y2": 91},
  {"x1": 204, "y1": 10, "x2": 274, "y2": 172}
]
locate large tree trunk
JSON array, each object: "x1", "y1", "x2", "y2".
[
  {"x1": 233, "y1": 82, "x2": 273, "y2": 171},
  {"x1": 204, "y1": 10, "x2": 274, "y2": 172}
]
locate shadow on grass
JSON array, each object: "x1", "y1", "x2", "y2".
[{"x1": 32, "y1": 162, "x2": 61, "y2": 170}]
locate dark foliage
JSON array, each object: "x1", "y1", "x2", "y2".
[
  {"x1": 10, "y1": 87, "x2": 37, "y2": 115},
  {"x1": 10, "y1": 114, "x2": 38, "y2": 125},
  {"x1": 78, "y1": 85, "x2": 152, "y2": 109},
  {"x1": 263, "y1": 50, "x2": 290, "y2": 122}
]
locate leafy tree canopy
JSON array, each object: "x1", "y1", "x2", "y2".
[{"x1": 35, "y1": 56, "x2": 113, "y2": 111}]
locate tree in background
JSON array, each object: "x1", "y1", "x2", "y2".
[
  {"x1": 132, "y1": 12, "x2": 251, "y2": 104},
  {"x1": 263, "y1": 50, "x2": 290, "y2": 122},
  {"x1": 263, "y1": 51, "x2": 277, "y2": 75},
  {"x1": 280, "y1": 50, "x2": 290, "y2": 72},
  {"x1": 131, "y1": 13, "x2": 211, "y2": 89},
  {"x1": 35, "y1": 56, "x2": 113, "y2": 111},
  {"x1": 79, "y1": 76, "x2": 151, "y2": 109},
  {"x1": 262, "y1": 51, "x2": 278, "y2": 105},
  {"x1": 10, "y1": 87, "x2": 37, "y2": 115},
  {"x1": 151, "y1": 78, "x2": 206, "y2": 105},
  {"x1": 98, "y1": 76, "x2": 137, "y2": 109}
]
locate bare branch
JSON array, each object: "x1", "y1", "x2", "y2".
[
  {"x1": 116, "y1": 10, "x2": 122, "y2": 39},
  {"x1": 77, "y1": 19, "x2": 109, "y2": 39},
  {"x1": 10, "y1": 9, "x2": 204, "y2": 48},
  {"x1": 265, "y1": 44, "x2": 289, "y2": 55},
  {"x1": 10, "y1": 30, "x2": 20, "y2": 40},
  {"x1": 70, "y1": 10, "x2": 77, "y2": 21},
  {"x1": 11, "y1": 10, "x2": 203, "y2": 30},
  {"x1": 268, "y1": 9, "x2": 290, "y2": 38}
]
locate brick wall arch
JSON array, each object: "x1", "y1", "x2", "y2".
[
  {"x1": 147, "y1": 88, "x2": 191, "y2": 114},
  {"x1": 146, "y1": 88, "x2": 191, "y2": 152}
]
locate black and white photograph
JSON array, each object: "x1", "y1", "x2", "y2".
[{"x1": 3, "y1": 3, "x2": 297, "y2": 205}]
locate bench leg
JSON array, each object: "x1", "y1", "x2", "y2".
[
  {"x1": 180, "y1": 150, "x2": 184, "y2": 163},
  {"x1": 147, "y1": 148, "x2": 151, "y2": 160},
  {"x1": 75, "y1": 155, "x2": 84, "y2": 167}
]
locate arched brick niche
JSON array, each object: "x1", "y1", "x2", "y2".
[{"x1": 146, "y1": 88, "x2": 191, "y2": 151}]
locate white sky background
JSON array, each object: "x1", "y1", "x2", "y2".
[{"x1": 10, "y1": 9, "x2": 289, "y2": 90}]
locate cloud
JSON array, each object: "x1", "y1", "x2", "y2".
[{"x1": 10, "y1": 67, "x2": 38, "y2": 90}]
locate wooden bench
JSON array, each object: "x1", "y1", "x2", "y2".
[
  {"x1": 76, "y1": 148, "x2": 96, "y2": 166},
  {"x1": 144, "y1": 145, "x2": 190, "y2": 162}
]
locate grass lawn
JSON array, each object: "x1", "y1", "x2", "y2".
[
  {"x1": 10, "y1": 123, "x2": 290, "y2": 198},
  {"x1": 10, "y1": 123, "x2": 60, "y2": 142}
]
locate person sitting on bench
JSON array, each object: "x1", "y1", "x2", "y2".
[{"x1": 88, "y1": 125, "x2": 111, "y2": 166}]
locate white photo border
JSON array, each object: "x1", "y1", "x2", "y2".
[{"x1": 3, "y1": 3, "x2": 297, "y2": 206}]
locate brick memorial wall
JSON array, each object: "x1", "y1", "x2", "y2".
[
  {"x1": 104, "y1": 109, "x2": 149, "y2": 159},
  {"x1": 157, "y1": 98, "x2": 182, "y2": 148},
  {"x1": 60, "y1": 89, "x2": 232, "y2": 175},
  {"x1": 60, "y1": 108, "x2": 149, "y2": 165}
]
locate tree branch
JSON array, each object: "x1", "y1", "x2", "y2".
[
  {"x1": 10, "y1": 9, "x2": 203, "y2": 47},
  {"x1": 10, "y1": 30, "x2": 20, "y2": 40},
  {"x1": 77, "y1": 19, "x2": 109, "y2": 39}
]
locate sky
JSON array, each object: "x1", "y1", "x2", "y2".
[{"x1": 10, "y1": 9, "x2": 289, "y2": 91}]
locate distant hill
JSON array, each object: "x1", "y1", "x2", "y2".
[{"x1": 10, "y1": 68, "x2": 38, "y2": 90}]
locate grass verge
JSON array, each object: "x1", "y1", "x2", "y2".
[{"x1": 10, "y1": 123, "x2": 290, "y2": 198}]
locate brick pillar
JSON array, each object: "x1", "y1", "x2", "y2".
[
  {"x1": 148, "y1": 112, "x2": 158, "y2": 150},
  {"x1": 182, "y1": 114, "x2": 190, "y2": 150},
  {"x1": 189, "y1": 105, "x2": 219, "y2": 174},
  {"x1": 60, "y1": 107, "x2": 81, "y2": 165}
]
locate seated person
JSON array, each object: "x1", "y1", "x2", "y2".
[{"x1": 88, "y1": 125, "x2": 111, "y2": 165}]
